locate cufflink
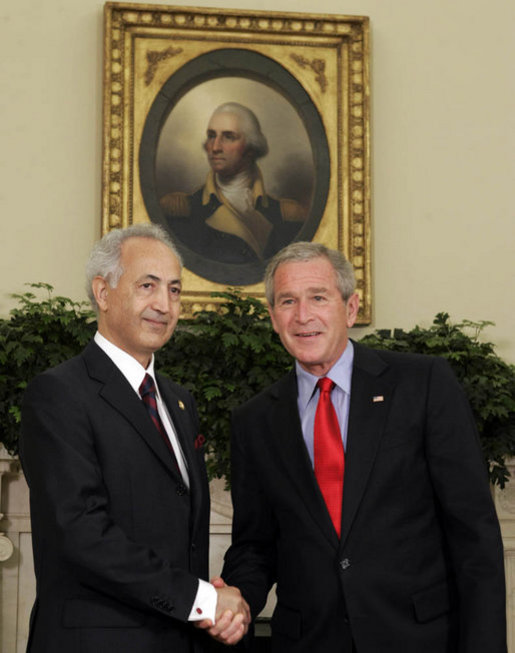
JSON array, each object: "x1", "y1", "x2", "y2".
[
  {"x1": 178, "y1": 400, "x2": 185, "y2": 410},
  {"x1": 196, "y1": 607, "x2": 203, "y2": 615}
]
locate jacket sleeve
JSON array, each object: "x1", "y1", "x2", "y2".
[
  {"x1": 222, "y1": 407, "x2": 277, "y2": 618},
  {"x1": 424, "y1": 357, "x2": 506, "y2": 652}
]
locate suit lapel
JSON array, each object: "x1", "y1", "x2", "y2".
[
  {"x1": 340, "y1": 343, "x2": 392, "y2": 548},
  {"x1": 158, "y1": 376, "x2": 209, "y2": 539},
  {"x1": 83, "y1": 342, "x2": 182, "y2": 480},
  {"x1": 270, "y1": 372, "x2": 340, "y2": 549},
  {"x1": 158, "y1": 378, "x2": 199, "y2": 485}
]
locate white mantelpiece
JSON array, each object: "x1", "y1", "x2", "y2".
[
  {"x1": 494, "y1": 468, "x2": 515, "y2": 649},
  {"x1": 0, "y1": 448, "x2": 33, "y2": 653},
  {"x1": 1, "y1": 452, "x2": 514, "y2": 652}
]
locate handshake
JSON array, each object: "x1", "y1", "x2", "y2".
[{"x1": 195, "y1": 576, "x2": 251, "y2": 646}]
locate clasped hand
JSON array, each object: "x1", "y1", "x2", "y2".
[{"x1": 195, "y1": 576, "x2": 250, "y2": 645}]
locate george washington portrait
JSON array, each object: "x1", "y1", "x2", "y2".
[{"x1": 140, "y1": 50, "x2": 330, "y2": 286}]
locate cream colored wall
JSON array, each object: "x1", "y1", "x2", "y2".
[{"x1": 1, "y1": 0, "x2": 513, "y2": 361}]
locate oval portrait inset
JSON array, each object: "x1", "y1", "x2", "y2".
[{"x1": 140, "y1": 49, "x2": 330, "y2": 286}]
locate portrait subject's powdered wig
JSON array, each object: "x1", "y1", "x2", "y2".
[
  {"x1": 85, "y1": 223, "x2": 182, "y2": 311},
  {"x1": 264, "y1": 241, "x2": 356, "y2": 306},
  {"x1": 207, "y1": 102, "x2": 269, "y2": 160}
]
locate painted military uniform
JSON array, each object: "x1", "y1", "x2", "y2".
[{"x1": 160, "y1": 169, "x2": 305, "y2": 264}]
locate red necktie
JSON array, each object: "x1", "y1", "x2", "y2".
[
  {"x1": 314, "y1": 377, "x2": 345, "y2": 537},
  {"x1": 139, "y1": 374, "x2": 180, "y2": 473}
]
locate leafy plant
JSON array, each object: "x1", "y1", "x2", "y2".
[
  {"x1": 157, "y1": 290, "x2": 292, "y2": 483},
  {"x1": 0, "y1": 283, "x2": 96, "y2": 454},
  {"x1": 1, "y1": 288, "x2": 514, "y2": 488}
]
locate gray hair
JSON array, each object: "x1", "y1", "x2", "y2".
[
  {"x1": 85, "y1": 223, "x2": 182, "y2": 311},
  {"x1": 264, "y1": 241, "x2": 356, "y2": 306},
  {"x1": 206, "y1": 102, "x2": 269, "y2": 160}
]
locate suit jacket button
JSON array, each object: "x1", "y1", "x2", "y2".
[
  {"x1": 340, "y1": 558, "x2": 351, "y2": 571},
  {"x1": 176, "y1": 483, "x2": 187, "y2": 496}
]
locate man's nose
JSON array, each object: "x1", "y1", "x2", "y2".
[
  {"x1": 152, "y1": 287, "x2": 170, "y2": 313},
  {"x1": 212, "y1": 134, "x2": 223, "y2": 151},
  {"x1": 294, "y1": 299, "x2": 312, "y2": 323}
]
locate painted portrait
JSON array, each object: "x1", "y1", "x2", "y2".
[
  {"x1": 103, "y1": 6, "x2": 370, "y2": 319},
  {"x1": 140, "y1": 49, "x2": 330, "y2": 286}
]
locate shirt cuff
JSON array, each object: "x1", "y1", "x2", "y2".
[{"x1": 188, "y1": 579, "x2": 217, "y2": 623}]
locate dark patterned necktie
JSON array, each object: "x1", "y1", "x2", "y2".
[
  {"x1": 139, "y1": 373, "x2": 180, "y2": 473},
  {"x1": 314, "y1": 377, "x2": 345, "y2": 537}
]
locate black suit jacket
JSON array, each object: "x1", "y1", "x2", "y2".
[
  {"x1": 222, "y1": 343, "x2": 506, "y2": 653},
  {"x1": 20, "y1": 341, "x2": 213, "y2": 653}
]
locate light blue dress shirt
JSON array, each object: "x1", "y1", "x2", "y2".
[{"x1": 296, "y1": 340, "x2": 354, "y2": 465}]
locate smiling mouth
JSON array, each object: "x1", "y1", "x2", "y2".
[
  {"x1": 144, "y1": 318, "x2": 167, "y2": 327},
  {"x1": 296, "y1": 331, "x2": 321, "y2": 338}
]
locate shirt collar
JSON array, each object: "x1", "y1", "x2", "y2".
[
  {"x1": 94, "y1": 331, "x2": 157, "y2": 397},
  {"x1": 296, "y1": 340, "x2": 354, "y2": 411},
  {"x1": 201, "y1": 166, "x2": 267, "y2": 207}
]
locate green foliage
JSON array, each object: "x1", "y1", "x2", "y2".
[
  {"x1": 1, "y1": 289, "x2": 514, "y2": 489},
  {"x1": 360, "y1": 313, "x2": 515, "y2": 488},
  {"x1": 0, "y1": 284, "x2": 96, "y2": 454},
  {"x1": 156, "y1": 290, "x2": 292, "y2": 484}
]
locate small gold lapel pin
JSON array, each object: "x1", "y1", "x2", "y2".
[
  {"x1": 178, "y1": 400, "x2": 185, "y2": 410},
  {"x1": 372, "y1": 395, "x2": 384, "y2": 403}
]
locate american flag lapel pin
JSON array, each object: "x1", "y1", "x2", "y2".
[
  {"x1": 178, "y1": 400, "x2": 185, "y2": 410},
  {"x1": 372, "y1": 395, "x2": 384, "y2": 403}
]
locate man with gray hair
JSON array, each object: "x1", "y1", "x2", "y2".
[
  {"x1": 160, "y1": 102, "x2": 305, "y2": 265},
  {"x1": 20, "y1": 224, "x2": 249, "y2": 652},
  {"x1": 222, "y1": 241, "x2": 506, "y2": 652}
]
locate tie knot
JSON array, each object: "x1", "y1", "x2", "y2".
[
  {"x1": 139, "y1": 373, "x2": 156, "y2": 398},
  {"x1": 317, "y1": 377, "x2": 335, "y2": 394}
]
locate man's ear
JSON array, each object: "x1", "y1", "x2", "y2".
[
  {"x1": 91, "y1": 276, "x2": 109, "y2": 312},
  {"x1": 243, "y1": 146, "x2": 255, "y2": 165},
  {"x1": 267, "y1": 303, "x2": 279, "y2": 334},
  {"x1": 345, "y1": 292, "x2": 360, "y2": 328}
]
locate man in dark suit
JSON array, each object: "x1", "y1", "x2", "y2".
[
  {"x1": 20, "y1": 224, "x2": 249, "y2": 652},
  {"x1": 221, "y1": 241, "x2": 506, "y2": 652}
]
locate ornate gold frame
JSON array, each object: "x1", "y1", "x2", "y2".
[{"x1": 102, "y1": 3, "x2": 371, "y2": 322}]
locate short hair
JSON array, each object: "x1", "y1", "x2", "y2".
[
  {"x1": 206, "y1": 102, "x2": 269, "y2": 160},
  {"x1": 264, "y1": 241, "x2": 356, "y2": 306},
  {"x1": 85, "y1": 223, "x2": 182, "y2": 311}
]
